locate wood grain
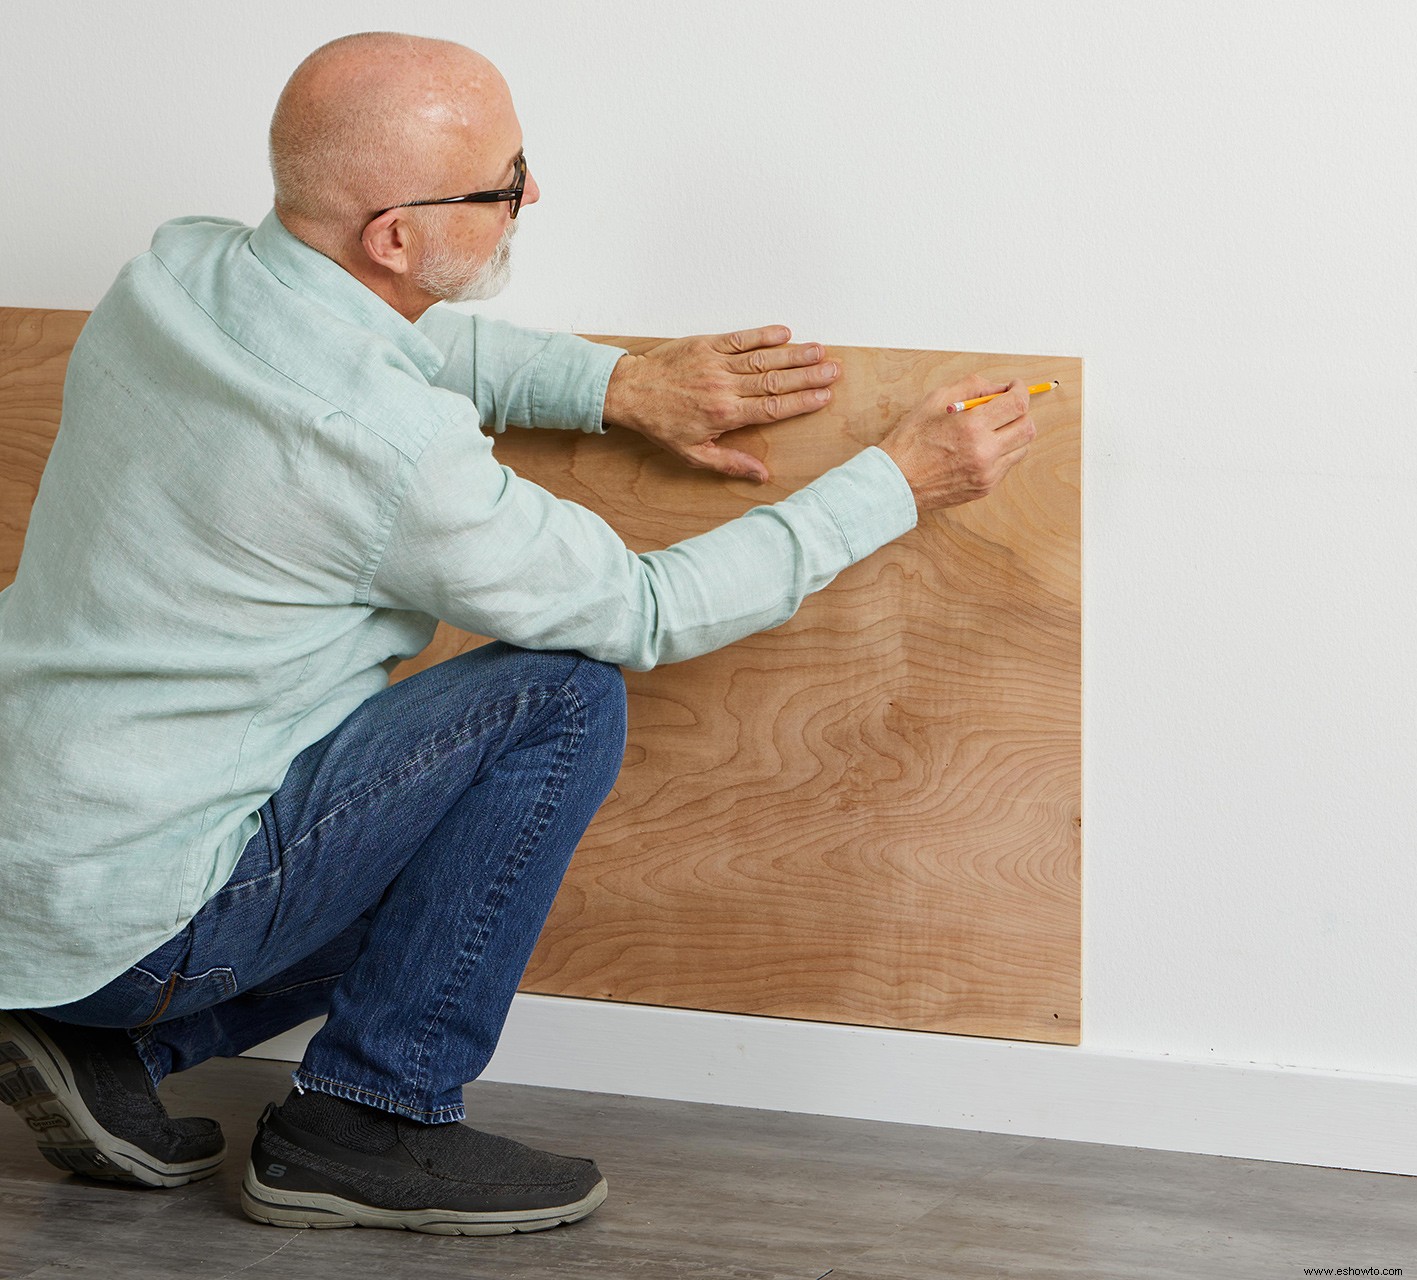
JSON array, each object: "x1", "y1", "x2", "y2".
[
  {"x1": 0, "y1": 307, "x2": 87, "y2": 587},
  {"x1": 401, "y1": 335, "x2": 1083, "y2": 1044},
  {"x1": 0, "y1": 309, "x2": 1080, "y2": 1044}
]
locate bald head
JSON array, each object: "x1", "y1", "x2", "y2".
[{"x1": 270, "y1": 32, "x2": 512, "y2": 240}]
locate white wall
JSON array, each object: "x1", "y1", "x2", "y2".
[{"x1": 5, "y1": 1, "x2": 1415, "y2": 1169}]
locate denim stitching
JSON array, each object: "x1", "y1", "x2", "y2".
[
  {"x1": 291, "y1": 657, "x2": 614, "y2": 1121},
  {"x1": 130, "y1": 1029, "x2": 168, "y2": 1089},
  {"x1": 133, "y1": 975, "x2": 176, "y2": 1028},
  {"x1": 409, "y1": 686, "x2": 582, "y2": 1089},
  {"x1": 218, "y1": 867, "x2": 281, "y2": 895},
  {"x1": 404, "y1": 675, "x2": 589, "y2": 1110},
  {"x1": 242, "y1": 972, "x2": 346, "y2": 1000},
  {"x1": 276, "y1": 688, "x2": 543, "y2": 865},
  {"x1": 129, "y1": 963, "x2": 238, "y2": 989},
  {"x1": 131, "y1": 967, "x2": 238, "y2": 1027},
  {"x1": 290, "y1": 1069, "x2": 462, "y2": 1123}
]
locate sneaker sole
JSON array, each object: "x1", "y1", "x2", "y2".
[
  {"x1": 0, "y1": 1012, "x2": 225, "y2": 1189},
  {"x1": 240, "y1": 1167, "x2": 609, "y2": 1235}
]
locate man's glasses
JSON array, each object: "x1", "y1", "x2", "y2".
[{"x1": 371, "y1": 152, "x2": 527, "y2": 222}]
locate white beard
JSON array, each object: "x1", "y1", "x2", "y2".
[{"x1": 414, "y1": 219, "x2": 516, "y2": 302}]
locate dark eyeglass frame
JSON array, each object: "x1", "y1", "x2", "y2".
[{"x1": 370, "y1": 152, "x2": 527, "y2": 222}]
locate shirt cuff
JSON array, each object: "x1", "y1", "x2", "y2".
[
  {"x1": 802, "y1": 445, "x2": 919, "y2": 563},
  {"x1": 533, "y1": 334, "x2": 627, "y2": 434}
]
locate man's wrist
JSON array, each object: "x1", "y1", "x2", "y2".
[
  {"x1": 602, "y1": 351, "x2": 648, "y2": 435},
  {"x1": 876, "y1": 437, "x2": 926, "y2": 512}
]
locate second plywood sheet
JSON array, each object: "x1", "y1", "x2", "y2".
[{"x1": 399, "y1": 338, "x2": 1081, "y2": 1044}]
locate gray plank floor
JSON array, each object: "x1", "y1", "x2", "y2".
[{"x1": 1, "y1": 1055, "x2": 1413, "y2": 1279}]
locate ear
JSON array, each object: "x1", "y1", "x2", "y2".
[{"x1": 361, "y1": 210, "x2": 414, "y2": 276}]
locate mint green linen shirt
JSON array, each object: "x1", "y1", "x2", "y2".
[{"x1": 0, "y1": 211, "x2": 917, "y2": 1008}]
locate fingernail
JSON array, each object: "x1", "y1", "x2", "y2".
[
  {"x1": 814, "y1": 388, "x2": 831, "y2": 403},
  {"x1": 824, "y1": 362, "x2": 838, "y2": 378},
  {"x1": 806, "y1": 345, "x2": 822, "y2": 361}
]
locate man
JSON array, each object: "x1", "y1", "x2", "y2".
[{"x1": 0, "y1": 32, "x2": 1034, "y2": 1234}]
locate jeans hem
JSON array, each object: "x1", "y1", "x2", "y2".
[
  {"x1": 291, "y1": 1067, "x2": 466, "y2": 1123},
  {"x1": 129, "y1": 1029, "x2": 168, "y2": 1090}
]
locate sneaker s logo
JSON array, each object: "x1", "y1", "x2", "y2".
[{"x1": 266, "y1": 1163, "x2": 287, "y2": 1179}]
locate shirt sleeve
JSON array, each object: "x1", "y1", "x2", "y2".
[
  {"x1": 366, "y1": 411, "x2": 918, "y2": 671},
  {"x1": 415, "y1": 308, "x2": 625, "y2": 435}
]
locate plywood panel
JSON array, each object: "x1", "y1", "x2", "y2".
[
  {"x1": 401, "y1": 336, "x2": 1082, "y2": 1044},
  {"x1": 0, "y1": 310, "x2": 1080, "y2": 1044},
  {"x1": 0, "y1": 307, "x2": 87, "y2": 587}
]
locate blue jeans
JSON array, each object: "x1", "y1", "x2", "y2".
[{"x1": 38, "y1": 643, "x2": 626, "y2": 1123}]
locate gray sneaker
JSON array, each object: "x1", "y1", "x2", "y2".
[
  {"x1": 241, "y1": 1090, "x2": 608, "y2": 1235},
  {"x1": 0, "y1": 1010, "x2": 225, "y2": 1187}
]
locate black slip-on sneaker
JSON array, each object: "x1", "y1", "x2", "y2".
[
  {"x1": 0, "y1": 1010, "x2": 225, "y2": 1188},
  {"x1": 241, "y1": 1092, "x2": 608, "y2": 1235}
]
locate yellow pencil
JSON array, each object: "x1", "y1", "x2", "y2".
[{"x1": 945, "y1": 380, "x2": 1058, "y2": 415}]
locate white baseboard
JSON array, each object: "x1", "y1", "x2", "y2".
[{"x1": 244, "y1": 993, "x2": 1417, "y2": 1176}]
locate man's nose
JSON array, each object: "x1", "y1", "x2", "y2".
[{"x1": 523, "y1": 168, "x2": 541, "y2": 208}]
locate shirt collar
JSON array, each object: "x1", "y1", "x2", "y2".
[{"x1": 248, "y1": 209, "x2": 446, "y2": 383}]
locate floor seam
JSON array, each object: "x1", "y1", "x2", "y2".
[{"x1": 789, "y1": 1135, "x2": 1051, "y2": 1278}]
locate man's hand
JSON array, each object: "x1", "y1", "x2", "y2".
[
  {"x1": 602, "y1": 325, "x2": 841, "y2": 483},
  {"x1": 879, "y1": 374, "x2": 1036, "y2": 512}
]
